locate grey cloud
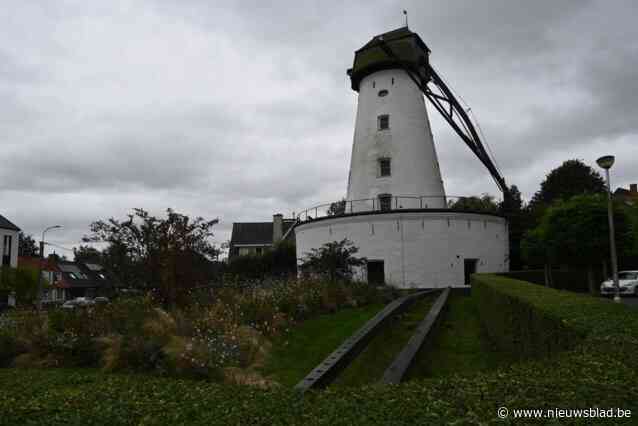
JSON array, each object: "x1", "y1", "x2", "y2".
[{"x1": 1, "y1": 0, "x2": 637, "y2": 253}]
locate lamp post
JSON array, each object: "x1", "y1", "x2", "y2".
[
  {"x1": 36, "y1": 225, "x2": 62, "y2": 312},
  {"x1": 596, "y1": 155, "x2": 620, "y2": 303}
]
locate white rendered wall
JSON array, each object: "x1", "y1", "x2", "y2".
[
  {"x1": 347, "y1": 69, "x2": 445, "y2": 210},
  {"x1": 296, "y1": 212, "x2": 508, "y2": 288}
]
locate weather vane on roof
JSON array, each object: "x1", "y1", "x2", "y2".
[{"x1": 403, "y1": 9, "x2": 408, "y2": 28}]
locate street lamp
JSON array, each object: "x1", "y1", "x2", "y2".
[
  {"x1": 36, "y1": 225, "x2": 62, "y2": 311},
  {"x1": 596, "y1": 155, "x2": 620, "y2": 303}
]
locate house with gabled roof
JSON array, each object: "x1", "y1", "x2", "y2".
[
  {"x1": 18, "y1": 256, "x2": 114, "y2": 302},
  {"x1": 229, "y1": 214, "x2": 296, "y2": 258}
]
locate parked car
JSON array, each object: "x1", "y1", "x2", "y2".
[
  {"x1": 61, "y1": 297, "x2": 96, "y2": 309},
  {"x1": 93, "y1": 296, "x2": 109, "y2": 304},
  {"x1": 61, "y1": 300, "x2": 76, "y2": 309},
  {"x1": 600, "y1": 271, "x2": 638, "y2": 296}
]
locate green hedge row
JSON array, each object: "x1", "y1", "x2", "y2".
[
  {"x1": 1, "y1": 275, "x2": 637, "y2": 425},
  {"x1": 473, "y1": 274, "x2": 638, "y2": 358}
]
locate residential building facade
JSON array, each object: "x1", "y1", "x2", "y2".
[
  {"x1": 0, "y1": 214, "x2": 19, "y2": 268},
  {"x1": 229, "y1": 214, "x2": 296, "y2": 258}
]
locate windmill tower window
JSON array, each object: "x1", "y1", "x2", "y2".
[
  {"x1": 378, "y1": 158, "x2": 391, "y2": 177},
  {"x1": 377, "y1": 114, "x2": 390, "y2": 130},
  {"x1": 378, "y1": 89, "x2": 388, "y2": 97},
  {"x1": 378, "y1": 193, "x2": 392, "y2": 211}
]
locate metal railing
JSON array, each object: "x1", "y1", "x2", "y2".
[{"x1": 294, "y1": 195, "x2": 500, "y2": 222}]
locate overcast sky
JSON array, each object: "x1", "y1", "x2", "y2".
[{"x1": 1, "y1": 0, "x2": 637, "y2": 256}]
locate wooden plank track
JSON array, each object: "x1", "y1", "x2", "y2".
[
  {"x1": 381, "y1": 287, "x2": 450, "y2": 384},
  {"x1": 294, "y1": 289, "x2": 435, "y2": 393}
]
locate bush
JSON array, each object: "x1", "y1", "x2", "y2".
[
  {"x1": 226, "y1": 241, "x2": 297, "y2": 280},
  {"x1": 3, "y1": 279, "x2": 386, "y2": 383},
  {"x1": 473, "y1": 273, "x2": 638, "y2": 361},
  {"x1": 1, "y1": 275, "x2": 637, "y2": 424}
]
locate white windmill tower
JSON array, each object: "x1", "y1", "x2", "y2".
[
  {"x1": 346, "y1": 27, "x2": 446, "y2": 211},
  {"x1": 295, "y1": 26, "x2": 509, "y2": 289}
]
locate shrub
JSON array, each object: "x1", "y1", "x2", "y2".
[
  {"x1": 473, "y1": 273, "x2": 638, "y2": 361},
  {"x1": 3, "y1": 278, "x2": 386, "y2": 382}
]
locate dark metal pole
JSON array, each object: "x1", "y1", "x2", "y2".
[{"x1": 605, "y1": 169, "x2": 621, "y2": 303}]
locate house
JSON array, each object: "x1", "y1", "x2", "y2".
[
  {"x1": 615, "y1": 183, "x2": 638, "y2": 204},
  {"x1": 19, "y1": 256, "x2": 114, "y2": 302},
  {"x1": 57, "y1": 260, "x2": 113, "y2": 299},
  {"x1": 19, "y1": 256, "x2": 67, "y2": 303},
  {"x1": 0, "y1": 214, "x2": 19, "y2": 268},
  {"x1": 229, "y1": 214, "x2": 296, "y2": 258}
]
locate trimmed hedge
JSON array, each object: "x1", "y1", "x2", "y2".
[
  {"x1": 1, "y1": 275, "x2": 637, "y2": 425},
  {"x1": 473, "y1": 274, "x2": 638, "y2": 357}
]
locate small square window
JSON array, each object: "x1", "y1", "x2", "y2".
[
  {"x1": 377, "y1": 114, "x2": 389, "y2": 130},
  {"x1": 378, "y1": 193, "x2": 392, "y2": 211},
  {"x1": 378, "y1": 158, "x2": 391, "y2": 177}
]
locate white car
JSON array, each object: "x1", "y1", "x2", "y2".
[
  {"x1": 61, "y1": 297, "x2": 96, "y2": 309},
  {"x1": 600, "y1": 271, "x2": 638, "y2": 296}
]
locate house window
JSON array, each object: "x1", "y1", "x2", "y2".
[
  {"x1": 378, "y1": 158, "x2": 391, "y2": 177},
  {"x1": 378, "y1": 193, "x2": 392, "y2": 211},
  {"x1": 2, "y1": 235, "x2": 11, "y2": 266},
  {"x1": 377, "y1": 114, "x2": 389, "y2": 130},
  {"x1": 256, "y1": 247, "x2": 262, "y2": 255}
]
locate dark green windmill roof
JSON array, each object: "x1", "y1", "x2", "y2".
[{"x1": 347, "y1": 27, "x2": 431, "y2": 91}]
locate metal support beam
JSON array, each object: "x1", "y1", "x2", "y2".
[{"x1": 381, "y1": 287, "x2": 450, "y2": 384}]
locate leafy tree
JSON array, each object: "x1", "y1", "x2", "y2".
[
  {"x1": 0, "y1": 264, "x2": 42, "y2": 305},
  {"x1": 18, "y1": 232, "x2": 39, "y2": 257},
  {"x1": 448, "y1": 194, "x2": 499, "y2": 213},
  {"x1": 327, "y1": 199, "x2": 346, "y2": 216},
  {"x1": 499, "y1": 185, "x2": 532, "y2": 270},
  {"x1": 528, "y1": 159, "x2": 606, "y2": 219},
  {"x1": 73, "y1": 245, "x2": 102, "y2": 264},
  {"x1": 522, "y1": 194, "x2": 634, "y2": 293},
  {"x1": 83, "y1": 208, "x2": 220, "y2": 306},
  {"x1": 47, "y1": 253, "x2": 67, "y2": 262},
  {"x1": 300, "y1": 239, "x2": 366, "y2": 282}
]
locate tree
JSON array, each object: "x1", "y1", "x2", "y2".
[
  {"x1": 448, "y1": 194, "x2": 499, "y2": 213},
  {"x1": 18, "y1": 232, "x2": 39, "y2": 257},
  {"x1": 83, "y1": 208, "x2": 220, "y2": 306},
  {"x1": 529, "y1": 159, "x2": 606, "y2": 217},
  {"x1": 327, "y1": 199, "x2": 346, "y2": 216},
  {"x1": 0, "y1": 264, "x2": 42, "y2": 305},
  {"x1": 499, "y1": 185, "x2": 531, "y2": 270},
  {"x1": 73, "y1": 245, "x2": 103, "y2": 264},
  {"x1": 300, "y1": 239, "x2": 366, "y2": 282},
  {"x1": 522, "y1": 194, "x2": 634, "y2": 293}
]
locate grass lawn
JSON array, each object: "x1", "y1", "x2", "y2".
[
  {"x1": 331, "y1": 293, "x2": 436, "y2": 387},
  {"x1": 259, "y1": 303, "x2": 383, "y2": 387},
  {"x1": 406, "y1": 293, "x2": 514, "y2": 379}
]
